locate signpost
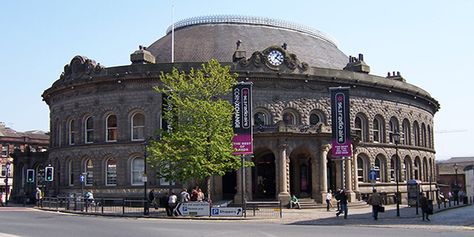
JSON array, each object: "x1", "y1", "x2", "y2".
[
  {"x1": 369, "y1": 169, "x2": 377, "y2": 190},
  {"x1": 175, "y1": 202, "x2": 210, "y2": 216},
  {"x1": 211, "y1": 207, "x2": 243, "y2": 217}
]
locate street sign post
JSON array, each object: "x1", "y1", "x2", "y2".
[
  {"x1": 211, "y1": 207, "x2": 243, "y2": 217},
  {"x1": 175, "y1": 202, "x2": 210, "y2": 216},
  {"x1": 369, "y1": 169, "x2": 377, "y2": 190}
]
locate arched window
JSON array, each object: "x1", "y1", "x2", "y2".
[
  {"x1": 402, "y1": 119, "x2": 411, "y2": 145},
  {"x1": 421, "y1": 123, "x2": 427, "y2": 147},
  {"x1": 372, "y1": 116, "x2": 384, "y2": 143},
  {"x1": 254, "y1": 111, "x2": 268, "y2": 126},
  {"x1": 68, "y1": 160, "x2": 74, "y2": 186},
  {"x1": 282, "y1": 112, "x2": 296, "y2": 125},
  {"x1": 422, "y1": 157, "x2": 428, "y2": 181},
  {"x1": 131, "y1": 113, "x2": 145, "y2": 141},
  {"x1": 388, "y1": 117, "x2": 399, "y2": 143},
  {"x1": 413, "y1": 121, "x2": 420, "y2": 146},
  {"x1": 427, "y1": 125, "x2": 432, "y2": 148},
  {"x1": 309, "y1": 113, "x2": 321, "y2": 125},
  {"x1": 390, "y1": 156, "x2": 397, "y2": 182},
  {"x1": 354, "y1": 114, "x2": 368, "y2": 142},
  {"x1": 131, "y1": 157, "x2": 144, "y2": 185},
  {"x1": 374, "y1": 155, "x2": 385, "y2": 182},
  {"x1": 106, "y1": 158, "x2": 117, "y2": 186},
  {"x1": 106, "y1": 114, "x2": 118, "y2": 142},
  {"x1": 68, "y1": 119, "x2": 76, "y2": 145},
  {"x1": 403, "y1": 156, "x2": 412, "y2": 181},
  {"x1": 85, "y1": 116, "x2": 94, "y2": 143},
  {"x1": 85, "y1": 159, "x2": 94, "y2": 186},
  {"x1": 414, "y1": 157, "x2": 421, "y2": 180},
  {"x1": 357, "y1": 155, "x2": 368, "y2": 182}
]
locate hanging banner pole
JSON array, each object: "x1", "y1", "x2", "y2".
[{"x1": 232, "y1": 82, "x2": 253, "y2": 155}]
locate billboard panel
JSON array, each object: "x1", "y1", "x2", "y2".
[
  {"x1": 330, "y1": 87, "x2": 351, "y2": 157},
  {"x1": 232, "y1": 83, "x2": 253, "y2": 155}
]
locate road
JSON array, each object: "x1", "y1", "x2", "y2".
[{"x1": 0, "y1": 205, "x2": 472, "y2": 237}]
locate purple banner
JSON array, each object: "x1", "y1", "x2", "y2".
[
  {"x1": 330, "y1": 87, "x2": 351, "y2": 157},
  {"x1": 232, "y1": 83, "x2": 253, "y2": 155}
]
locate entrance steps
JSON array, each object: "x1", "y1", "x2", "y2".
[{"x1": 297, "y1": 198, "x2": 369, "y2": 209}]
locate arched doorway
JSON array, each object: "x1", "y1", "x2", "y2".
[
  {"x1": 252, "y1": 152, "x2": 276, "y2": 199},
  {"x1": 289, "y1": 153, "x2": 312, "y2": 198},
  {"x1": 222, "y1": 171, "x2": 237, "y2": 200}
]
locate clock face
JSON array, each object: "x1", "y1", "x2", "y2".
[{"x1": 267, "y1": 50, "x2": 284, "y2": 66}]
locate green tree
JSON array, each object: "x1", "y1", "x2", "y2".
[{"x1": 148, "y1": 59, "x2": 243, "y2": 201}]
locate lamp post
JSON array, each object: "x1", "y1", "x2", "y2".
[
  {"x1": 393, "y1": 132, "x2": 401, "y2": 217},
  {"x1": 4, "y1": 161, "x2": 11, "y2": 206},
  {"x1": 453, "y1": 163, "x2": 458, "y2": 205},
  {"x1": 143, "y1": 139, "x2": 149, "y2": 215}
]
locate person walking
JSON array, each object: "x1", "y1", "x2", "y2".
[
  {"x1": 335, "y1": 189, "x2": 348, "y2": 219},
  {"x1": 420, "y1": 192, "x2": 431, "y2": 221},
  {"x1": 35, "y1": 187, "x2": 42, "y2": 207},
  {"x1": 167, "y1": 192, "x2": 178, "y2": 216},
  {"x1": 179, "y1": 188, "x2": 190, "y2": 203},
  {"x1": 326, "y1": 190, "x2": 333, "y2": 211},
  {"x1": 367, "y1": 189, "x2": 383, "y2": 220}
]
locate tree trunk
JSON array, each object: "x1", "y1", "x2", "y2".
[{"x1": 206, "y1": 176, "x2": 212, "y2": 204}]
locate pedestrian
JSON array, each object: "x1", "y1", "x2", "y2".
[
  {"x1": 197, "y1": 188, "x2": 204, "y2": 202},
  {"x1": 191, "y1": 186, "x2": 199, "y2": 201},
  {"x1": 0, "y1": 191, "x2": 4, "y2": 207},
  {"x1": 420, "y1": 192, "x2": 432, "y2": 221},
  {"x1": 335, "y1": 188, "x2": 341, "y2": 211},
  {"x1": 367, "y1": 189, "x2": 383, "y2": 220},
  {"x1": 167, "y1": 192, "x2": 178, "y2": 216},
  {"x1": 290, "y1": 195, "x2": 301, "y2": 209},
  {"x1": 326, "y1": 190, "x2": 333, "y2": 211},
  {"x1": 148, "y1": 189, "x2": 155, "y2": 205},
  {"x1": 35, "y1": 187, "x2": 42, "y2": 207},
  {"x1": 179, "y1": 188, "x2": 190, "y2": 203},
  {"x1": 152, "y1": 190, "x2": 160, "y2": 209},
  {"x1": 335, "y1": 189, "x2": 348, "y2": 219}
]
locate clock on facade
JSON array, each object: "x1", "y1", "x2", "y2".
[{"x1": 267, "y1": 50, "x2": 284, "y2": 66}]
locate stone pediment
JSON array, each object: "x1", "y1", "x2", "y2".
[
  {"x1": 233, "y1": 45, "x2": 309, "y2": 73},
  {"x1": 59, "y1": 55, "x2": 104, "y2": 81}
]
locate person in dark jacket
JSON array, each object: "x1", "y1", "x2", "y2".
[
  {"x1": 335, "y1": 189, "x2": 348, "y2": 219},
  {"x1": 367, "y1": 189, "x2": 383, "y2": 220},
  {"x1": 420, "y1": 192, "x2": 431, "y2": 221}
]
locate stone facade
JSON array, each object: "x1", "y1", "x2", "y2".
[{"x1": 39, "y1": 16, "x2": 439, "y2": 205}]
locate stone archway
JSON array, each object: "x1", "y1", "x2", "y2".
[
  {"x1": 289, "y1": 150, "x2": 313, "y2": 198},
  {"x1": 252, "y1": 151, "x2": 276, "y2": 200}
]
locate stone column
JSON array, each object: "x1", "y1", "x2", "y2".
[
  {"x1": 319, "y1": 144, "x2": 330, "y2": 202},
  {"x1": 277, "y1": 143, "x2": 290, "y2": 203},
  {"x1": 345, "y1": 157, "x2": 356, "y2": 201},
  {"x1": 234, "y1": 165, "x2": 244, "y2": 204}
]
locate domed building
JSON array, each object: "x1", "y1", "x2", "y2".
[{"x1": 40, "y1": 15, "x2": 439, "y2": 204}]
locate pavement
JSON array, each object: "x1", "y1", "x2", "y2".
[{"x1": 266, "y1": 203, "x2": 474, "y2": 230}]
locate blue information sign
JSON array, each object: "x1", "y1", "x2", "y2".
[{"x1": 369, "y1": 170, "x2": 377, "y2": 181}]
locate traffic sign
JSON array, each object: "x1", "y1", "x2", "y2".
[
  {"x1": 369, "y1": 170, "x2": 377, "y2": 181},
  {"x1": 175, "y1": 202, "x2": 210, "y2": 216},
  {"x1": 211, "y1": 207, "x2": 243, "y2": 217},
  {"x1": 80, "y1": 175, "x2": 85, "y2": 183}
]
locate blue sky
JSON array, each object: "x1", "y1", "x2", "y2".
[{"x1": 1, "y1": 0, "x2": 473, "y2": 160}]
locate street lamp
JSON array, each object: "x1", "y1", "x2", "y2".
[
  {"x1": 453, "y1": 163, "x2": 459, "y2": 205},
  {"x1": 143, "y1": 139, "x2": 149, "y2": 215},
  {"x1": 453, "y1": 163, "x2": 458, "y2": 186},
  {"x1": 393, "y1": 132, "x2": 401, "y2": 217},
  {"x1": 5, "y1": 161, "x2": 11, "y2": 206}
]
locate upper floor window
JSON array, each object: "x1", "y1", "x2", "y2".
[
  {"x1": 402, "y1": 119, "x2": 411, "y2": 145},
  {"x1": 388, "y1": 117, "x2": 399, "y2": 143},
  {"x1": 374, "y1": 156, "x2": 383, "y2": 182},
  {"x1": 427, "y1": 125, "x2": 432, "y2": 148},
  {"x1": 106, "y1": 115, "x2": 118, "y2": 142},
  {"x1": 131, "y1": 113, "x2": 145, "y2": 141},
  {"x1": 254, "y1": 111, "x2": 268, "y2": 126},
  {"x1": 413, "y1": 122, "x2": 420, "y2": 146},
  {"x1": 354, "y1": 114, "x2": 368, "y2": 142},
  {"x1": 1, "y1": 144, "x2": 8, "y2": 157},
  {"x1": 85, "y1": 116, "x2": 94, "y2": 143},
  {"x1": 282, "y1": 112, "x2": 296, "y2": 125},
  {"x1": 131, "y1": 157, "x2": 144, "y2": 185},
  {"x1": 372, "y1": 116, "x2": 384, "y2": 143},
  {"x1": 68, "y1": 119, "x2": 76, "y2": 145},
  {"x1": 421, "y1": 123, "x2": 427, "y2": 147}
]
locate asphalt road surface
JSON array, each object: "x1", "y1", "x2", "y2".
[{"x1": 0, "y1": 205, "x2": 473, "y2": 237}]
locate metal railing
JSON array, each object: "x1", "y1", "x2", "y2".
[{"x1": 244, "y1": 200, "x2": 282, "y2": 218}]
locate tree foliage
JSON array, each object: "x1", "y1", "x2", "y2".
[{"x1": 148, "y1": 60, "x2": 242, "y2": 189}]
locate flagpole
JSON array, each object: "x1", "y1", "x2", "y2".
[{"x1": 171, "y1": 1, "x2": 175, "y2": 63}]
